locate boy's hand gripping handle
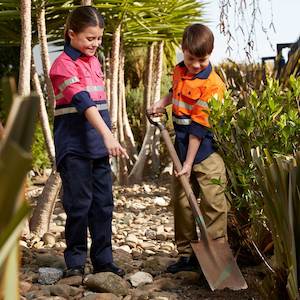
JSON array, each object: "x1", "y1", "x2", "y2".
[
  {"x1": 146, "y1": 108, "x2": 168, "y2": 131},
  {"x1": 146, "y1": 109, "x2": 209, "y2": 242}
]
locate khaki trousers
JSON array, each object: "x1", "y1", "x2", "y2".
[{"x1": 171, "y1": 152, "x2": 229, "y2": 256}]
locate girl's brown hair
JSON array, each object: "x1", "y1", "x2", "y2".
[
  {"x1": 64, "y1": 6, "x2": 104, "y2": 42},
  {"x1": 181, "y1": 23, "x2": 214, "y2": 57}
]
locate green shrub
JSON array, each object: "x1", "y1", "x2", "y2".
[
  {"x1": 31, "y1": 122, "x2": 51, "y2": 172},
  {"x1": 209, "y1": 76, "x2": 300, "y2": 258}
]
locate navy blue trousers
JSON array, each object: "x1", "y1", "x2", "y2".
[{"x1": 59, "y1": 154, "x2": 113, "y2": 269}]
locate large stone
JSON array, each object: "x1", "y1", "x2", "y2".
[
  {"x1": 58, "y1": 275, "x2": 83, "y2": 286},
  {"x1": 25, "y1": 288, "x2": 51, "y2": 299},
  {"x1": 142, "y1": 256, "x2": 175, "y2": 275},
  {"x1": 42, "y1": 232, "x2": 56, "y2": 246},
  {"x1": 81, "y1": 293, "x2": 121, "y2": 300},
  {"x1": 49, "y1": 284, "x2": 83, "y2": 298},
  {"x1": 156, "y1": 225, "x2": 167, "y2": 241},
  {"x1": 38, "y1": 267, "x2": 63, "y2": 285},
  {"x1": 116, "y1": 245, "x2": 132, "y2": 253},
  {"x1": 125, "y1": 234, "x2": 139, "y2": 244},
  {"x1": 83, "y1": 273, "x2": 129, "y2": 296},
  {"x1": 128, "y1": 271, "x2": 153, "y2": 287},
  {"x1": 35, "y1": 253, "x2": 66, "y2": 269},
  {"x1": 173, "y1": 270, "x2": 203, "y2": 284},
  {"x1": 148, "y1": 291, "x2": 179, "y2": 300},
  {"x1": 154, "y1": 197, "x2": 168, "y2": 207},
  {"x1": 149, "y1": 277, "x2": 181, "y2": 291}
]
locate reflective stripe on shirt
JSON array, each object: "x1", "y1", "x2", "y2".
[
  {"x1": 86, "y1": 85, "x2": 105, "y2": 93},
  {"x1": 172, "y1": 98, "x2": 193, "y2": 111},
  {"x1": 54, "y1": 103, "x2": 108, "y2": 116},
  {"x1": 59, "y1": 76, "x2": 79, "y2": 91},
  {"x1": 195, "y1": 99, "x2": 209, "y2": 108},
  {"x1": 172, "y1": 116, "x2": 191, "y2": 125},
  {"x1": 55, "y1": 85, "x2": 105, "y2": 101}
]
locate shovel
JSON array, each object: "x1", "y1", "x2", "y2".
[{"x1": 147, "y1": 109, "x2": 247, "y2": 291}]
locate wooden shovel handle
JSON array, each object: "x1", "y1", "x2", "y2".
[{"x1": 160, "y1": 128, "x2": 209, "y2": 242}]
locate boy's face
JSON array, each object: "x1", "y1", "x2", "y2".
[
  {"x1": 69, "y1": 26, "x2": 104, "y2": 57},
  {"x1": 183, "y1": 50, "x2": 211, "y2": 75}
]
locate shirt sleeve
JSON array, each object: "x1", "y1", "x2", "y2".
[
  {"x1": 50, "y1": 58, "x2": 95, "y2": 114},
  {"x1": 72, "y1": 91, "x2": 96, "y2": 114},
  {"x1": 189, "y1": 83, "x2": 225, "y2": 136}
]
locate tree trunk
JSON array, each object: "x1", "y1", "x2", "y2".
[
  {"x1": 128, "y1": 42, "x2": 160, "y2": 184},
  {"x1": 119, "y1": 46, "x2": 137, "y2": 166},
  {"x1": 151, "y1": 41, "x2": 164, "y2": 174},
  {"x1": 31, "y1": 56, "x2": 55, "y2": 164},
  {"x1": 128, "y1": 125, "x2": 155, "y2": 183},
  {"x1": 19, "y1": 0, "x2": 32, "y2": 238},
  {"x1": 29, "y1": 170, "x2": 62, "y2": 236},
  {"x1": 122, "y1": 85, "x2": 137, "y2": 165},
  {"x1": 117, "y1": 45, "x2": 128, "y2": 185},
  {"x1": 18, "y1": 0, "x2": 31, "y2": 96},
  {"x1": 81, "y1": 0, "x2": 92, "y2": 5},
  {"x1": 110, "y1": 23, "x2": 121, "y2": 136},
  {"x1": 30, "y1": 57, "x2": 62, "y2": 238},
  {"x1": 36, "y1": 0, "x2": 55, "y2": 120},
  {"x1": 0, "y1": 120, "x2": 4, "y2": 140},
  {"x1": 109, "y1": 23, "x2": 121, "y2": 180},
  {"x1": 143, "y1": 42, "x2": 155, "y2": 133}
]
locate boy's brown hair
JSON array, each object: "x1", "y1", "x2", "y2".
[{"x1": 181, "y1": 23, "x2": 214, "y2": 57}]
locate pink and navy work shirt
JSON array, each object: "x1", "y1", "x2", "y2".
[{"x1": 50, "y1": 43, "x2": 110, "y2": 167}]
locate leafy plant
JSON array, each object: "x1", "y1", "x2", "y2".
[
  {"x1": 0, "y1": 94, "x2": 39, "y2": 299},
  {"x1": 209, "y1": 76, "x2": 300, "y2": 261},
  {"x1": 252, "y1": 149, "x2": 300, "y2": 300},
  {"x1": 31, "y1": 121, "x2": 51, "y2": 172}
]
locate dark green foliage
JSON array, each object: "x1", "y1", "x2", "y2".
[
  {"x1": 31, "y1": 122, "x2": 51, "y2": 172},
  {"x1": 253, "y1": 150, "x2": 300, "y2": 299},
  {"x1": 210, "y1": 76, "x2": 300, "y2": 212},
  {"x1": 209, "y1": 76, "x2": 300, "y2": 261},
  {"x1": 126, "y1": 84, "x2": 145, "y2": 149},
  {"x1": 0, "y1": 94, "x2": 38, "y2": 298},
  {"x1": 0, "y1": 47, "x2": 20, "y2": 121},
  {"x1": 0, "y1": 46, "x2": 19, "y2": 78},
  {"x1": 124, "y1": 47, "x2": 146, "y2": 89}
]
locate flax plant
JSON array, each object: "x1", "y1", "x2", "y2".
[
  {"x1": 252, "y1": 149, "x2": 300, "y2": 300},
  {"x1": 0, "y1": 94, "x2": 39, "y2": 299}
]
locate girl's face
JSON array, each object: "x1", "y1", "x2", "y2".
[
  {"x1": 68, "y1": 25, "x2": 104, "y2": 56},
  {"x1": 183, "y1": 50, "x2": 210, "y2": 75}
]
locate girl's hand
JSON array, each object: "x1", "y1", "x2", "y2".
[
  {"x1": 175, "y1": 161, "x2": 192, "y2": 178},
  {"x1": 103, "y1": 133, "x2": 129, "y2": 159}
]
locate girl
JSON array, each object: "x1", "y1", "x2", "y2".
[{"x1": 50, "y1": 6, "x2": 127, "y2": 277}]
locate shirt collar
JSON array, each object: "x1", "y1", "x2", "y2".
[
  {"x1": 64, "y1": 42, "x2": 82, "y2": 61},
  {"x1": 178, "y1": 61, "x2": 212, "y2": 79}
]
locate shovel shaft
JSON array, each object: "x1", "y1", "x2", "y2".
[
  {"x1": 147, "y1": 113, "x2": 248, "y2": 291},
  {"x1": 160, "y1": 128, "x2": 209, "y2": 242}
]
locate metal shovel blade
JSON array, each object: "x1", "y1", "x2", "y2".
[{"x1": 191, "y1": 239, "x2": 248, "y2": 291}]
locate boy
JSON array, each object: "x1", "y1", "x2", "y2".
[{"x1": 150, "y1": 23, "x2": 229, "y2": 273}]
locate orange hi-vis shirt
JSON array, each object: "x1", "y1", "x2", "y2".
[
  {"x1": 172, "y1": 62, "x2": 225, "y2": 128},
  {"x1": 171, "y1": 62, "x2": 225, "y2": 164}
]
